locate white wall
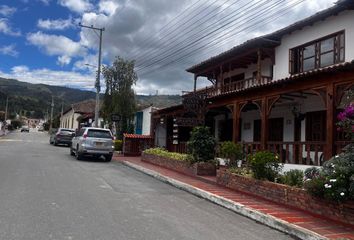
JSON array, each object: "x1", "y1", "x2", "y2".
[
  {"x1": 60, "y1": 110, "x2": 81, "y2": 130},
  {"x1": 142, "y1": 106, "x2": 153, "y2": 135},
  {"x1": 274, "y1": 10, "x2": 354, "y2": 80},
  {"x1": 155, "y1": 123, "x2": 166, "y2": 147}
]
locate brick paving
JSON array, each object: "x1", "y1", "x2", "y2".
[{"x1": 113, "y1": 155, "x2": 354, "y2": 240}]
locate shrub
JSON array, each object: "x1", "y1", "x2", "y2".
[
  {"x1": 249, "y1": 151, "x2": 282, "y2": 181},
  {"x1": 187, "y1": 126, "x2": 216, "y2": 163},
  {"x1": 228, "y1": 167, "x2": 252, "y2": 177},
  {"x1": 114, "y1": 140, "x2": 123, "y2": 151},
  {"x1": 304, "y1": 167, "x2": 321, "y2": 180},
  {"x1": 144, "y1": 148, "x2": 191, "y2": 161},
  {"x1": 304, "y1": 145, "x2": 354, "y2": 202},
  {"x1": 280, "y1": 169, "x2": 304, "y2": 188},
  {"x1": 219, "y1": 141, "x2": 243, "y2": 167}
]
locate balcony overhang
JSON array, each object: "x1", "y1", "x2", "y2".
[{"x1": 186, "y1": 38, "x2": 279, "y2": 78}]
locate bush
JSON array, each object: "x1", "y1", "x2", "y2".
[
  {"x1": 249, "y1": 151, "x2": 282, "y2": 181},
  {"x1": 144, "y1": 148, "x2": 191, "y2": 161},
  {"x1": 280, "y1": 169, "x2": 304, "y2": 187},
  {"x1": 228, "y1": 167, "x2": 252, "y2": 177},
  {"x1": 187, "y1": 126, "x2": 216, "y2": 163},
  {"x1": 114, "y1": 140, "x2": 123, "y2": 151},
  {"x1": 304, "y1": 167, "x2": 321, "y2": 180},
  {"x1": 219, "y1": 141, "x2": 243, "y2": 167},
  {"x1": 304, "y1": 145, "x2": 354, "y2": 202}
]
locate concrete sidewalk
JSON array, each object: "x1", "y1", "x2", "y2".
[{"x1": 113, "y1": 155, "x2": 354, "y2": 240}]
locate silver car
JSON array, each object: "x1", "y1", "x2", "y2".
[{"x1": 70, "y1": 127, "x2": 115, "y2": 161}]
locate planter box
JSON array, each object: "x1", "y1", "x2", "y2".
[
  {"x1": 142, "y1": 153, "x2": 216, "y2": 176},
  {"x1": 217, "y1": 170, "x2": 354, "y2": 227}
]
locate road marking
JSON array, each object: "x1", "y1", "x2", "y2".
[{"x1": 0, "y1": 139, "x2": 23, "y2": 142}]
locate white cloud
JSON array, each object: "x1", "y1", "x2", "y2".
[
  {"x1": 57, "y1": 55, "x2": 72, "y2": 66},
  {"x1": 0, "y1": 44, "x2": 18, "y2": 57},
  {"x1": 37, "y1": 17, "x2": 74, "y2": 30},
  {"x1": 27, "y1": 31, "x2": 86, "y2": 65},
  {"x1": 0, "y1": 18, "x2": 21, "y2": 36},
  {"x1": 38, "y1": 0, "x2": 51, "y2": 5},
  {"x1": 0, "y1": 66, "x2": 96, "y2": 91},
  {"x1": 58, "y1": 0, "x2": 93, "y2": 13},
  {"x1": 0, "y1": 5, "x2": 16, "y2": 16},
  {"x1": 98, "y1": 0, "x2": 119, "y2": 16}
]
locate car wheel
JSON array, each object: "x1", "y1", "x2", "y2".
[
  {"x1": 70, "y1": 146, "x2": 75, "y2": 156},
  {"x1": 105, "y1": 154, "x2": 112, "y2": 162},
  {"x1": 54, "y1": 141, "x2": 58, "y2": 146},
  {"x1": 75, "y1": 146, "x2": 83, "y2": 160}
]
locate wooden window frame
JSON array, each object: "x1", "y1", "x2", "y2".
[{"x1": 289, "y1": 30, "x2": 345, "y2": 74}]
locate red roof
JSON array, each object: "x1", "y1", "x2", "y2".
[{"x1": 123, "y1": 133, "x2": 152, "y2": 139}]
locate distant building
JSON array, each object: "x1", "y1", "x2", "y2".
[
  {"x1": 134, "y1": 105, "x2": 158, "y2": 135},
  {"x1": 60, "y1": 99, "x2": 102, "y2": 130}
]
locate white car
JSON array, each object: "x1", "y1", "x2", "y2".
[{"x1": 70, "y1": 127, "x2": 115, "y2": 161}]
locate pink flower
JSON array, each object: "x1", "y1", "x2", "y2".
[{"x1": 337, "y1": 112, "x2": 346, "y2": 121}]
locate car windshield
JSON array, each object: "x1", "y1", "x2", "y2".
[{"x1": 87, "y1": 130, "x2": 112, "y2": 139}]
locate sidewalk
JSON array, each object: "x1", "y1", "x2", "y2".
[{"x1": 113, "y1": 155, "x2": 354, "y2": 240}]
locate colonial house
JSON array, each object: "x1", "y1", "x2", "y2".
[
  {"x1": 60, "y1": 99, "x2": 102, "y2": 130},
  {"x1": 152, "y1": 0, "x2": 354, "y2": 166}
]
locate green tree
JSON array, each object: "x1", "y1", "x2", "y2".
[{"x1": 102, "y1": 56, "x2": 138, "y2": 139}]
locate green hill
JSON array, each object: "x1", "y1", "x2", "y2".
[{"x1": 0, "y1": 77, "x2": 181, "y2": 119}]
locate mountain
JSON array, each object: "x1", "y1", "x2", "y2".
[{"x1": 0, "y1": 77, "x2": 181, "y2": 119}]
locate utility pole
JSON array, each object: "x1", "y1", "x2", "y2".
[
  {"x1": 50, "y1": 96, "x2": 54, "y2": 131},
  {"x1": 79, "y1": 23, "x2": 105, "y2": 128}
]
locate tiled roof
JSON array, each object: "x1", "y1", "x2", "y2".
[{"x1": 123, "y1": 133, "x2": 152, "y2": 139}]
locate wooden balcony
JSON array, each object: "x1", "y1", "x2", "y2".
[{"x1": 184, "y1": 76, "x2": 272, "y2": 98}]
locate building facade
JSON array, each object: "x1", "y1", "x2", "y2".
[{"x1": 153, "y1": 0, "x2": 354, "y2": 166}]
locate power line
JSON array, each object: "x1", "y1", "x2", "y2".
[
  {"x1": 128, "y1": 0, "x2": 207, "y2": 60},
  {"x1": 135, "y1": 0, "x2": 264, "y2": 69},
  {"x1": 138, "y1": 0, "x2": 307, "y2": 76},
  {"x1": 132, "y1": 0, "x2": 236, "y2": 63},
  {"x1": 136, "y1": 0, "x2": 285, "y2": 72}
]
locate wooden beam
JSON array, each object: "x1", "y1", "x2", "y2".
[
  {"x1": 325, "y1": 83, "x2": 335, "y2": 161},
  {"x1": 283, "y1": 93, "x2": 307, "y2": 99}
]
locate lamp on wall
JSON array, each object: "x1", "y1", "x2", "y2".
[{"x1": 292, "y1": 106, "x2": 306, "y2": 121}]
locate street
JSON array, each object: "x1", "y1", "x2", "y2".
[{"x1": 0, "y1": 132, "x2": 293, "y2": 240}]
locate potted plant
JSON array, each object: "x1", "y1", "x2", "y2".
[
  {"x1": 187, "y1": 126, "x2": 217, "y2": 175},
  {"x1": 220, "y1": 141, "x2": 244, "y2": 167}
]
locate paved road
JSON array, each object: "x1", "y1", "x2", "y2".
[{"x1": 0, "y1": 131, "x2": 294, "y2": 240}]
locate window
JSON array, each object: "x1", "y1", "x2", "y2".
[
  {"x1": 290, "y1": 31, "x2": 345, "y2": 74},
  {"x1": 87, "y1": 129, "x2": 112, "y2": 139}
]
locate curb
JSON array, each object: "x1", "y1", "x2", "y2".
[{"x1": 119, "y1": 160, "x2": 327, "y2": 240}]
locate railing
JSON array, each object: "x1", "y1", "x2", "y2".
[
  {"x1": 166, "y1": 141, "x2": 188, "y2": 154},
  {"x1": 242, "y1": 141, "x2": 326, "y2": 166},
  {"x1": 183, "y1": 76, "x2": 272, "y2": 98}
]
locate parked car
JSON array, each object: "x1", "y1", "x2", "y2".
[
  {"x1": 70, "y1": 127, "x2": 115, "y2": 161},
  {"x1": 21, "y1": 126, "x2": 29, "y2": 132},
  {"x1": 50, "y1": 128, "x2": 75, "y2": 146}
]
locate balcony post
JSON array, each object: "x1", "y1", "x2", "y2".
[
  {"x1": 325, "y1": 83, "x2": 335, "y2": 160},
  {"x1": 257, "y1": 48, "x2": 262, "y2": 84},
  {"x1": 194, "y1": 74, "x2": 198, "y2": 92}
]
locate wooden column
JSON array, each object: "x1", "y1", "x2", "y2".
[
  {"x1": 232, "y1": 102, "x2": 240, "y2": 143},
  {"x1": 261, "y1": 97, "x2": 268, "y2": 150},
  {"x1": 325, "y1": 83, "x2": 335, "y2": 160},
  {"x1": 194, "y1": 74, "x2": 198, "y2": 92},
  {"x1": 257, "y1": 48, "x2": 262, "y2": 83}
]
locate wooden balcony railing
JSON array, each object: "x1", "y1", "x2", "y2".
[
  {"x1": 183, "y1": 76, "x2": 273, "y2": 98},
  {"x1": 243, "y1": 141, "x2": 327, "y2": 166}
]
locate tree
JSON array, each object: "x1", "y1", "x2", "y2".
[{"x1": 102, "y1": 56, "x2": 138, "y2": 139}]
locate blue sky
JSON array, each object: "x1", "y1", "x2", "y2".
[{"x1": 0, "y1": 0, "x2": 335, "y2": 94}]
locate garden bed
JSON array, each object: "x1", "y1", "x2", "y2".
[
  {"x1": 141, "y1": 152, "x2": 216, "y2": 176},
  {"x1": 216, "y1": 169, "x2": 354, "y2": 226}
]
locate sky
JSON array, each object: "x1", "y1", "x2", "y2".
[{"x1": 0, "y1": 0, "x2": 335, "y2": 95}]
